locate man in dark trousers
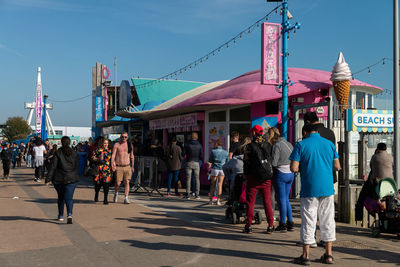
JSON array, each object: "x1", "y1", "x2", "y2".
[
  {"x1": 1, "y1": 143, "x2": 13, "y2": 179},
  {"x1": 184, "y1": 132, "x2": 203, "y2": 199}
]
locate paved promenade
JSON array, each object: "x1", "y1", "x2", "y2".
[{"x1": 0, "y1": 166, "x2": 399, "y2": 267}]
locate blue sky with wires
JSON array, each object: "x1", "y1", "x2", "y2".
[{"x1": 0, "y1": 0, "x2": 395, "y2": 126}]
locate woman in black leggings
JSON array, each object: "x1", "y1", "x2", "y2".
[{"x1": 92, "y1": 138, "x2": 113, "y2": 204}]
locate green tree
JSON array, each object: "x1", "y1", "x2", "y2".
[{"x1": 2, "y1": 117, "x2": 32, "y2": 142}]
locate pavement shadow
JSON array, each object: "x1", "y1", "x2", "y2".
[
  {"x1": 334, "y1": 247, "x2": 400, "y2": 265},
  {"x1": 25, "y1": 198, "x2": 96, "y2": 204},
  {"x1": 120, "y1": 239, "x2": 295, "y2": 263},
  {"x1": 0, "y1": 215, "x2": 60, "y2": 224},
  {"x1": 116, "y1": 215, "x2": 297, "y2": 247}
]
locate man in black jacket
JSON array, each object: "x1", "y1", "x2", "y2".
[
  {"x1": 1, "y1": 143, "x2": 12, "y2": 179},
  {"x1": 304, "y1": 111, "x2": 337, "y2": 183},
  {"x1": 184, "y1": 132, "x2": 203, "y2": 199}
]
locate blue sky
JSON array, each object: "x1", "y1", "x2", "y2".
[{"x1": 0, "y1": 0, "x2": 395, "y2": 126}]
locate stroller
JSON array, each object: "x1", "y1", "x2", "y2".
[
  {"x1": 371, "y1": 178, "x2": 400, "y2": 237},
  {"x1": 225, "y1": 174, "x2": 263, "y2": 225}
]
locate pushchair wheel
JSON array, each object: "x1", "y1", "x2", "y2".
[
  {"x1": 232, "y1": 213, "x2": 238, "y2": 224},
  {"x1": 225, "y1": 207, "x2": 232, "y2": 219},
  {"x1": 372, "y1": 227, "x2": 380, "y2": 238},
  {"x1": 254, "y1": 210, "x2": 262, "y2": 225}
]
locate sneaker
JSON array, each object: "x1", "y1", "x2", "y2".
[
  {"x1": 275, "y1": 223, "x2": 287, "y2": 233},
  {"x1": 243, "y1": 225, "x2": 253, "y2": 234},
  {"x1": 183, "y1": 194, "x2": 190, "y2": 199},
  {"x1": 216, "y1": 201, "x2": 222, "y2": 206},
  {"x1": 34, "y1": 178, "x2": 38, "y2": 182},
  {"x1": 103, "y1": 199, "x2": 109, "y2": 205},
  {"x1": 113, "y1": 193, "x2": 118, "y2": 203},
  {"x1": 287, "y1": 221, "x2": 295, "y2": 231},
  {"x1": 58, "y1": 215, "x2": 64, "y2": 222},
  {"x1": 167, "y1": 193, "x2": 172, "y2": 197},
  {"x1": 194, "y1": 195, "x2": 201, "y2": 200},
  {"x1": 174, "y1": 193, "x2": 181, "y2": 197},
  {"x1": 36, "y1": 179, "x2": 41, "y2": 183},
  {"x1": 67, "y1": 216, "x2": 73, "y2": 224},
  {"x1": 296, "y1": 241, "x2": 317, "y2": 248},
  {"x1": 266, "y1": 226, "x2": 275, "y2": 234},
  {"x1": 124, "y1": 197, "x2": 130, "y2": 204},
  {"x1": 208, "y1": 200, "x2": 214, "y2": 205}
]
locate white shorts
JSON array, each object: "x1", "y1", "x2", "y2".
[
  {"x1": 300, "y1": 195, "x2": 336, "y2": 244},
  {"x1": 211, "y1": 169, "x2": 224, "y2": 176}
]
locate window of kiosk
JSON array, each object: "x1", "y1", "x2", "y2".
[
  {"x1": 209, "y1": 111, "x2": 226, "y2": 122},
  {"x1": 367, "y1": 93, "x2": 373, "y2": 108},
  {"x1": 365, "y1": 134, "x2": 393, "y2": 176},
  {"x1": 230, "y1": 106, "x2": 251, "y2": 121},
  {"x1": 356, "y1": 92, "x2": 366, "y2": 109}
]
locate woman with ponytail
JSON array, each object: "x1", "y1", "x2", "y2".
[{"x1": 45, "y1": 136, "x2": 79, "y2": 224}]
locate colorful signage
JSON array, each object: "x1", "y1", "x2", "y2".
[
  {"x1": 346, "y1": 109, "x2": 393, "y2": 133},
  {"x1": 261, "y1": 23, "x2": 281, "y2": 85},
  {"x1": 149, "y1": 113, "x2": 197, "y2": 130},
  {"x1": 35, "y1": 67, "x2": 42, "y2": 133},
  {"x1": 95, "y1": 96, "x2": 104, "y2": 122}
]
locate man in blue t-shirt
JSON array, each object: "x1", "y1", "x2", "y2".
[{"x1": 289, "y1": 124, "x2": 341, "y2": 265}]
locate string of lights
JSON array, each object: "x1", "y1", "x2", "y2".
[
  {"x1": 48, "y1": 94, "x2": 92, "y2": 103},
  {"x1": 352, "y1": 57, "x2": 392, "y2": 78},
  {"x1": 134, "y1": 4, "x2": 283, "y2": 89}
]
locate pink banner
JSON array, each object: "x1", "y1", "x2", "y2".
[
  {"x1": 261, "y1": 22, "x2": 281, "y2": 85},
  {"x1": 150, "y1": 113, "x2": 197, "y2": 130},
  {"x1": 35, "y1": 82, "x2": 42, "y2": 133}
]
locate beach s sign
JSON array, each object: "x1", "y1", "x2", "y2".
[{"x1": 346, "y1": 109, "x2": 393, "y2": 133}]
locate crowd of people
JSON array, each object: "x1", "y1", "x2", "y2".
[{"x1": 0, "y1": 111, "x2": 350, "y2": 264}]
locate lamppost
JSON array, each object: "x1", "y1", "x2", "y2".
[
  {"x1": 280, "y1": 0, "x2": 300, "y2": 139},
  {"x1": 393, "y1": 0, "x2": 400, "y2": 189}
]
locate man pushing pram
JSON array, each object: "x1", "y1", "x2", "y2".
[{"x1": 355, "y1": 143, "x2": 400, "y2": 237}]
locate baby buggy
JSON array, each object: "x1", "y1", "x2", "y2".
[
  {"x1": 225, "y1": 174, "x2": 263, "y2": 225},
  {"x1": 370, "y1": 178, "x2": 400, "y2": 237}
]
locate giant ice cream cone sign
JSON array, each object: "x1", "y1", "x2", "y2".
[{"x1": 330, "y1": 52, "x2": 352, "y2": 117}]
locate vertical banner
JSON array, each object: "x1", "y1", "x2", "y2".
[
  {"x1": 95, "y1": 96, "x2": 104, "y2": 122},
  {"x1": 261, "y1": 23, "x2": 281, "y2": 85},
  {"x1": 35, "y1": 67, "x2": 42, "y2": 133}
]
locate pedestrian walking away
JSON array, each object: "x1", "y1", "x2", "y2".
[
  {"x1": 243, "y1": 125, "x2": 274, "y2": 234},
  {"x1": 45, "y1": 136, "x2": 80, "y2": 224},
  {"x1": 290, "y1": 123, "x2": 341, "y2": 265},
  {"x1": 111, "y1": 132, "x2": 134, "y2": 204}
]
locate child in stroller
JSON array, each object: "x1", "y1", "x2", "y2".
[
  {"x1": 224, "y1": 174, "x2": 263, "y2": 225},
  {"x1": 356, "y1": 177, "x2": 400, "y2": 237}
]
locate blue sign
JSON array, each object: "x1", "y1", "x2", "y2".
[
  {"x1": 252, "y1": 116, "x2": 278, "y2": 131},
  {"x1": 95, "y1": 96, "x2": 103, "y2": 122},
  {"x1": 346, "y1": 109, "x2": 393, "y2": 133}
]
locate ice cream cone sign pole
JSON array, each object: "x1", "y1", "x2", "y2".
[{"x1": 330, "y1": 52, "x2": 352, "y2": 117}]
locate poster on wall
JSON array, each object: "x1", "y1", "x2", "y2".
[
  {"x1": 252, "y1": 117, "x2": 278, "y2": 133},
  {"x1": 208, "y1": 122, "x2": 228, "y2": 152}
]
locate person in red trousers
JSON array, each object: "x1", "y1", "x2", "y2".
[{"x1": 243, "y1": 125, "x2": 274, "y2": 234}]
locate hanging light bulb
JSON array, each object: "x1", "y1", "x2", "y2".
[
  {"x1": 368, "y1": 68, "x2": 371, "y2": 74},
  {"x1": 383, "y1": 58, "x2": 385, "y2": 65}
]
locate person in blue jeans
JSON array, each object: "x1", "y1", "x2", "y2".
[
  {"x1": 167, "y1": 137, "x2": 183, "y2": 196},
  {"x1": 45, "y1": 136, "x2": 79, "y2": 224},
  {"x1": 208, "y1": 140, "x2": 229, "y2": 205},
  {"x1": 269, "y1": 127, "x2": 295, "y2": 232}
]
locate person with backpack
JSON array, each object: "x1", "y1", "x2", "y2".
[{"x1": 243, "y1": 125, "x2": 274, "y2": 234}]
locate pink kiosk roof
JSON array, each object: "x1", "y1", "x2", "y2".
[{"x1": 170, "y1": 68, "x2": 382, "y2": 110}]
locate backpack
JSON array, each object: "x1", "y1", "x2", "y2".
[{"x1": 245, "y1": 142, "x2": 273, "y2": 181}]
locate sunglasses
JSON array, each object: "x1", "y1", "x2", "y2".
[{"x1": 121, "y1": 136, "x2": 128, "y2": 139}]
